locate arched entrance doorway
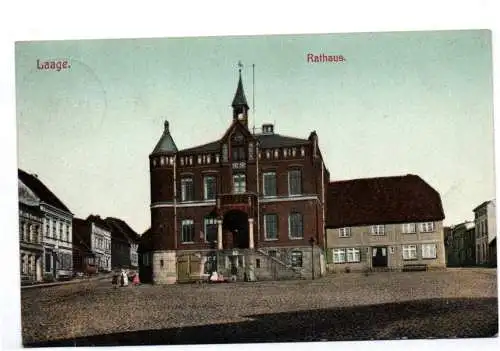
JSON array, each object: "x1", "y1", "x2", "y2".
[{"x1": 223, "y1": 210, "x2": 249, "y2": 249}]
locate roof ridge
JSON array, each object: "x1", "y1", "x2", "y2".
[
  {"x1": 329, "y1": 174, "x2": 418, "y2": 184},
  {"x1": 18, "y1": 169, "x2": 71, "y2": 213}
]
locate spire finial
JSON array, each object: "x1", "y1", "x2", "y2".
[
  {"x1": 164, "y1": 120, "x2": 169, "y2": 132},
  {"x1": 238, "y1": 60, "x2": 243, "y2": 73}
]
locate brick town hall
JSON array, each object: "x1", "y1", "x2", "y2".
[{"x1": 148, "y1": 68, "x2": 330, "y2": 284}]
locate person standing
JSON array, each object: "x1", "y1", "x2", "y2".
[
  {"x1": 122, "y1": 269, "x2": 129, "y2": 287},
  {"x1": 112, "y1": 271, "x2": 118, "y2": 288},
  {"x1": 120, "y1": 269, "x2": 125, "y2": 287}
]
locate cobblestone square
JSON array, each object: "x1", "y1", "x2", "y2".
[{"x1": 21, "y1": 268, "x2": 498, "y2": 346}]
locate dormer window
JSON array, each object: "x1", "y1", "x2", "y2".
[
  {"x1": 300, "y1": 147, "x2": 305, "y2": 157},
  {"x1": 197, "y1": 155, "x2": 202, "y2": 165},
  {"x1": 153, "y1": 158, "x2": 158, "y2": 167},
  {"x1": 266, "y1": 150, "x2": 271, "y2": 159},
  {"x1": 262, "y1": 124, "x2": 274, "y2": 134}
]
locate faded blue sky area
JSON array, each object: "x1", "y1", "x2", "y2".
[{"x1": 15, "y1": 30, "x2": 494, "y2": 233}]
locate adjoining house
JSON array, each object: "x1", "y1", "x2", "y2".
[
  {"x1": 148, "y1": 69, "x2": 329, "y2": 284},
  {"x1": 445, "y1": 221, "x2": 476, "y2": 267},
  {"x1": 18, "y1": 178, "x2": 44, "y2": 284},
  {"x1": 138, "y1": 228, "x2": 153, "y2": 283},
  {"x1": 325, "y1": 174, "x2": 446, "y2": 272},
  {"x1": 104, "y1": 217, "x2": 140, "y2": 270},
  {"x1": 18, "y1": 169, "x2": 74, "y2": 281},
  {"x1": 72, "y1": 215, "x2": 112, "y2": 274},
  {"x1": 473, "y1": 199, "x2": 496, "y2": 266},
  {"x1": 489, "y1": 237, "x2": 497, "y2": 268}
]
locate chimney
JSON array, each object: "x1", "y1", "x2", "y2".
[{"x1": 262, "y1": 123, "x2": 274, "y2": 135}]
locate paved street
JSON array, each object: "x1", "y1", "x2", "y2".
[{"x1": 21, "y1": 268, "x2": 498, "y2": 346}]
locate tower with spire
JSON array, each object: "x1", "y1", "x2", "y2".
[
  {"x1": 148, "y1": 119, "x2": 178, "y2": 284},
  {"x1": 232, "y1": 63, "x2": 249, "y2": 127}
]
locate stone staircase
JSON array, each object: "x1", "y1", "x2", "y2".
[{"x1": 253, "y1": 249, "x2": 307, "y2": 280}]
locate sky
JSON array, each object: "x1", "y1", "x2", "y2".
[{"x1": 15, "y1": 30, "x2": 494, "y2": 233}]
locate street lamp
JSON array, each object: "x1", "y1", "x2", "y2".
[
  {"x1": 309, "y1": 237, "x2": 315, "y2": 280},
  {"x1": 53, "y1": 245, "x2": 59, "y2": 278}
]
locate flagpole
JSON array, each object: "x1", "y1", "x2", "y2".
[{"x1": 252, "y1": 63, "x2": 255, "y2": 134}]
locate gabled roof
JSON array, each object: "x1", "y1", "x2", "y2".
[
  {"x1": 104, "y1": 217, "x2": 140, "y2": 244},
  {"x1": 231, "y1": 70, "x2": 248, "y2": 108},
  {"x1": 151, "y1": 120, "x2": 178, "y2": 155},
  {"x1": 256, "y1": 133, "x2": 310, "y2": 148},
  {"x1": 178, "y1": 132, "x2": 310, "y2": 154},
  {"x1": 473, "y1": 199, "x2": 495, "y2": 212},
  {"x1": 180, "y1": 140, "x2": 220, "y2": 154},
  {"x1": 326, "y1": 174, "x2": 445, "y2": 229},
  {"x1": 18, "y1": 169, "x2": 71, "y2": 213},
  {"x1": 86, "y1": 215, "x2": 112, "y2": 232}
]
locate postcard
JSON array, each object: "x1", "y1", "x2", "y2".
[{"x1": 14, "y1": 29, "x2": 497, "y2": 347}]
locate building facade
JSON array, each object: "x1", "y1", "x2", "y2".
[
  {"x1": 73, "y1": 216, "x2": 112, "y2": 273},
  {"x1": 18, "y1": 179, "x2": 44, "y2": 284},
  {"x1": 473, "y1": 199, "x2": 496, "y2": 266},
  {"x1": 149, "y1": 70, "x2": 329, "y2": 284},
  {"x1": 446, "y1": 221, "x2": 476, "y2": 267},
  {"x1": 138, "y1": 228, "x2": 153, "y2": 283},
  {"x1": 105, "y1": 217, "x2": 140, "y2": 270},
  {"x1": 18, "y1": 169, "x2": 73, "y2": 281},
  {"x1": 325, "y1": 175, "x2": 446, "y2": 272}
]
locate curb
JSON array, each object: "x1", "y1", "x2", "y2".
[{"x1": 21, "y1": 275, "x2": 112, "y2": 290}]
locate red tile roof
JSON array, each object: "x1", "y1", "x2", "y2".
[{"x1": 326, "y1": 174, "x2": 445, "y2": 229}]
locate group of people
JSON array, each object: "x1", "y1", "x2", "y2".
[{"x1": 112, "y1": 269, "x2": 140, "y2": 288}]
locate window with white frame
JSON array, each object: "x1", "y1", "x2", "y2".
[
  {"x1": 338, "y1": 227, "x2": 351, "y2": 237},
  {"x1": 333, "y1": 248, "x2": 346, "y2": 263},
  {"x1": 288, "y1": 169, "x2": 302, "y2": 196},
  {"x1": 203, "y1": 175, "x2": 216, "y2": 200},
  {"x1": 289, "y1": 212, "x2": 303, "y2": 239},
  {"x1": 333, "y1": 248, "x2": 360, "y2": 263},
  {"x1": 232, "y1": 173, "x2": 246, "y2": 194},
  {"x1": 421, "y1": 243, "x2": 437, "y2": 259},
  {"x1": 181, "y1": 219, "x2": 195, "y2": 243},
  {"x1": 204, "y1": 217, "x2": 218, "y2": 242},
  {"x1": 263, "y1": 172, "x2": 277, "y2": 197},
  {"x1": 346, "y1": 248, "x2": 360, "y2": 262},
  {"x1": 419, "y1": 222, "x2": 435, "y2": 233},
  {"x1": 402, "y1": 244, "x2": 417, "y2": 260},
  {"x1": 264, "y1": 214, "x2": 278, "y2": 240},
  {"x1": 181, "y1": 177, "x2": 194, "y2": 202},
  {"x1": 402, "y1": 223, "x2": 416, "y2": 234},
  {"x1": 371, "y1": 225, "x2": 385, "y2": 235}
]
